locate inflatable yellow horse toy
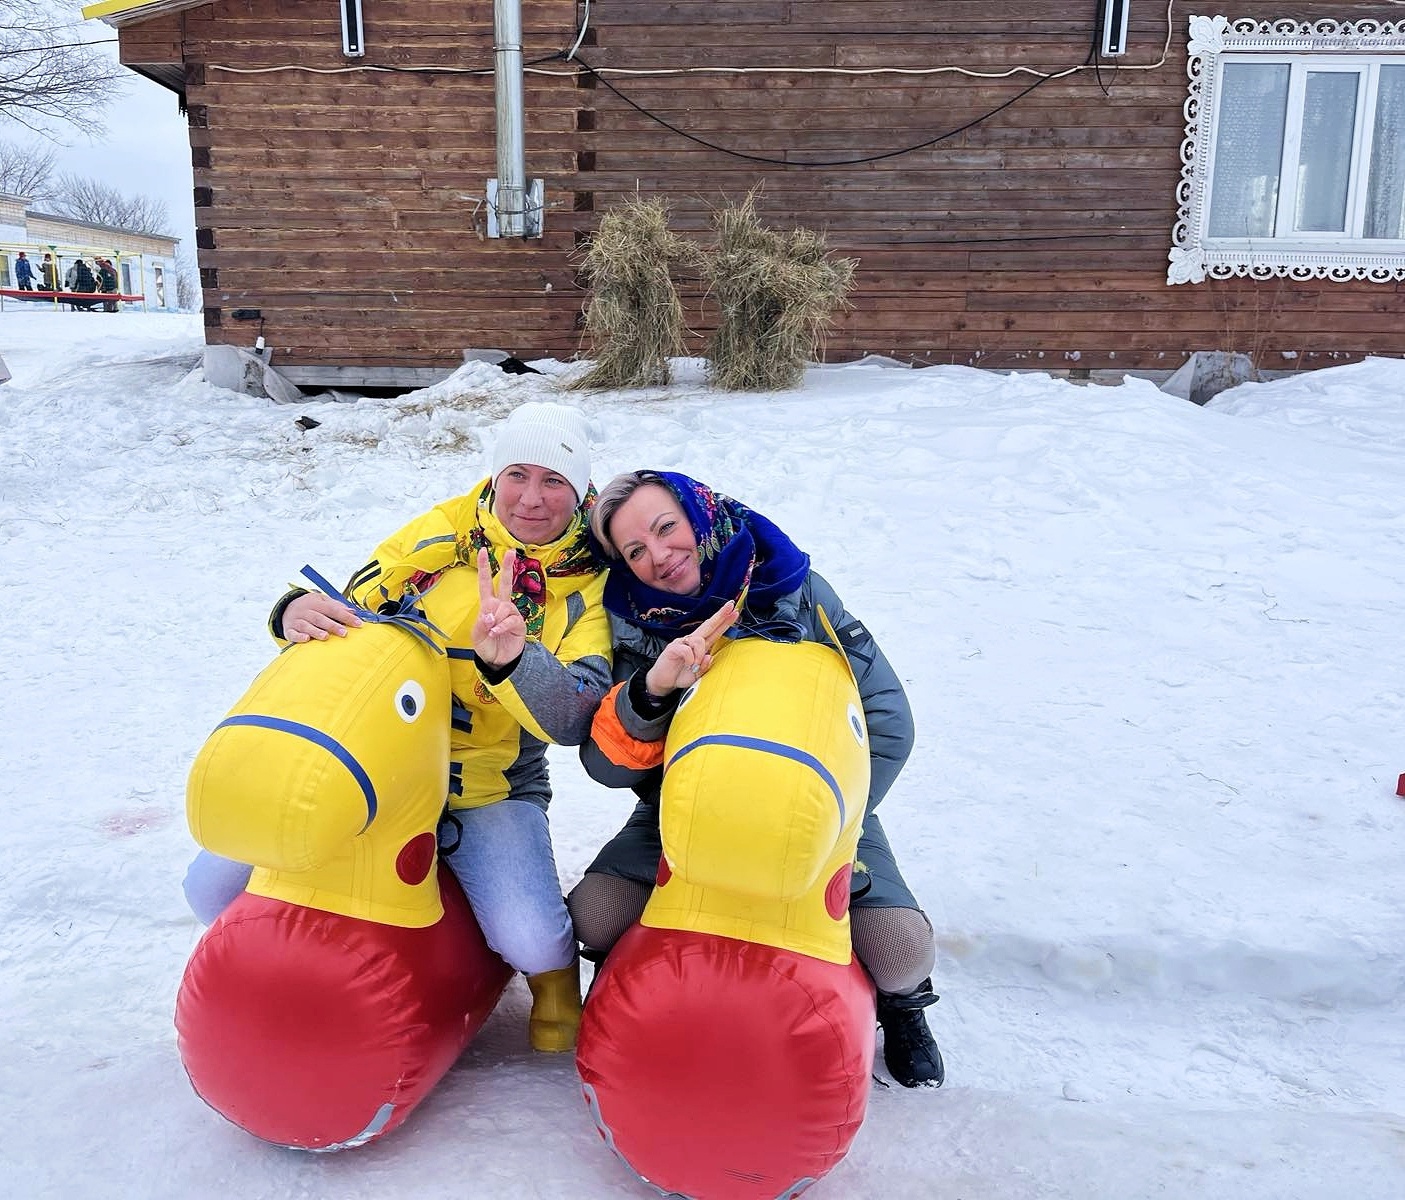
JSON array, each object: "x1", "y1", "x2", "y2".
[
  {"x1": 175, "y1": 566, "x2": 512, "y2": 1150},
  {"x1": 578, "y1": 632, "x2": 877, "y2": 1199}
]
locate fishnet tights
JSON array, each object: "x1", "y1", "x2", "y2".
[
  {"x1": 568, "y1": 873, "x2": 652, "y2": 956},
  {"x1": 851, "y1": 905, "x2": 936, "y2": 996},
  {"x1": 567, "y1": 873, "x2": 935, "y2": 996}
]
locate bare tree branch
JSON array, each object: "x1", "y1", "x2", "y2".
[
  {"x1": 0, "y1": 136, "x2": 56, "y2": 199},
  {"x1": 49, "y1": 171, "x2": 173, "y2": 235},
  {"x1": 0, "y1": 1, "x2": 125, "y2": 136},
  {"x1": 174, "y1": 245, "x2": 200, "y2": 310}
]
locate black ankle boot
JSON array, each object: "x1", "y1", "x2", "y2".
[{"x1": 876, "y1": 978, "x2": 944, "y2": 1088}]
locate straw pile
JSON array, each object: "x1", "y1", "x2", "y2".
[
  {"x1": 703, "y1": 190, "x2": 856, "y2": 391},
  {"x1": 573, "y1": 196, "x2": 698, "y2": 390}
]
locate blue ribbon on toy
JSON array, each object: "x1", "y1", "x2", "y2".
[{"x1": 299, "y1": 565, "x2": 450, "y2": 655}]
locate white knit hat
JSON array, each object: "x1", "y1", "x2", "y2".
[{"x1": 491, "y1": 402, "x2": 592, "y2": 502}]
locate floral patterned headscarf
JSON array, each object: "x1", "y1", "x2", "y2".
[{"x1": 602, "y1": 471, "x2": 810, "y2": 637}]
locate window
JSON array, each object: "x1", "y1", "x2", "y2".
[{"x1": 1170, "y1": 16, "x2": 1405, "y2": 284}]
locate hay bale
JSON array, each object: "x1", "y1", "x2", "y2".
[
  {"x1": 703, "y1": 190, "x2": 856, "y2": 391},
  {"x1": 573, "y1": 196, "x2": 698, "y2": 390}
]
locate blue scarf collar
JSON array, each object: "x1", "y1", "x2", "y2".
[{"x1": 602, "y1": 472, "x2": 810, "y2": 638}]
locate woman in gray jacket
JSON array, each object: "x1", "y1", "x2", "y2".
[{"x1": 569, "y1": 470, "x2": 944, "y2": 1088}]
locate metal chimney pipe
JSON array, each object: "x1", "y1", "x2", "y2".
[{"x1": 492, "y1": 0, "x2": 527, "y2": 238}]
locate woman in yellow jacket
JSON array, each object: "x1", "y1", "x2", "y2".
[{"x1": 183, "y1": 403, "x2": 611, "y2": 1051}]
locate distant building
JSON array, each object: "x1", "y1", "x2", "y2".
[{"x1": 0, "y1": 191, "x2": 180, "y2": 310}]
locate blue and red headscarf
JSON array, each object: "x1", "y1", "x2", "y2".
[{"x1": 602, "y1": 471, "x2": 810, "y2": 637}]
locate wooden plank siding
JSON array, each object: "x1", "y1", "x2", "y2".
[{"x1": 118, "y1": 0, "x2": 1405, "y2": 379}]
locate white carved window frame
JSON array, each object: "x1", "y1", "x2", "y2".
[{"x1": 1169, "y1": 15, "x2": 1405, "y2": 284}]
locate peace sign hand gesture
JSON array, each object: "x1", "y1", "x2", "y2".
[
  {"x1": 643, "y1": 600, "x2": 739, "y2": 697},
  {"x1": 473, "y1": 548, "x2": 528, "y2": 668}
]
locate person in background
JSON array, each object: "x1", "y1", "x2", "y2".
[
  {"x1": 64, "y1": 258, "x2": 98, "y2": 310},
  {"x1": 183, "y1": 402, "x2": 613, "y2": 1053},
  {"x1": 14, "y1": 251, "x2": 34, "y2": 290},
  {"x1": 39, "y1": 253, "x2": 58, "y2": 292},
  {"x1": 97, "y1": 259, "x2": 119, "y2": 311},
  {"x1": 569, "y1": 470, "x2": 946, "y2": 1088}
]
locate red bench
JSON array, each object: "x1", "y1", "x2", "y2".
[{"x1": 0, "y1": 288, "x2": 147, "y2": 309}]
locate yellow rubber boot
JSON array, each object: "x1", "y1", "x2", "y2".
[{"x1": 526, "y1": 961, "x2": 582, "y2": 1053}]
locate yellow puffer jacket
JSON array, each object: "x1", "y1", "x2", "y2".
[{"x1": 276, "y1": 478, "x2": 612, "y2": 811}]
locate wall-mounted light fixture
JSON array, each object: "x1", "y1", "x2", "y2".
[
  {"x1": 341, "y1": 0, "x2": 365, "y2": 58},
  {"x1": 1100, "y1": 0, "x2": 1130, "y2": 58}
]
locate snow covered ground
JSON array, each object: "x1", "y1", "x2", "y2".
[{"x1": 2, "y1": 310, "x2": 1402, "y2": 1198}]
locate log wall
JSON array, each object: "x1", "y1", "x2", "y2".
[{"x1": 122, "y1": 1, "x2": 1405, "y2": 378}]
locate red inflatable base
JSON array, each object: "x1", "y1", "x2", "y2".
[
  {"x1": 577, "y1": 925, "x2": 875, "y2": 1199},
  {"x1": 175, "y1": 865, "x2": 512, "y2": 1150}
]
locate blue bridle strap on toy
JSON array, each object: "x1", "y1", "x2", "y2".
[
  {"x1": 215, "y1": 714, "x2": 379, "y2": 831},
  {"x1": 299, "y1": 565, "x2": 450, "y2": 655}
]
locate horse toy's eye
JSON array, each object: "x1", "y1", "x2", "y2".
[
  {"x1": 395, "y1": 680, "x2": 427, "y2": 722},
  {"x1": 846, "y1": 703, "x2": 866, "y2": 746}
]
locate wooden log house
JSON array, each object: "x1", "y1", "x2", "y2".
[{"x1": 85, "y1": 1, "x2": 1405, "y2": 388}]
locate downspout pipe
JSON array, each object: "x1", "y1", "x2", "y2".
[{"x1": 493, "y1": 0, "x2": 527, "y2": 238}]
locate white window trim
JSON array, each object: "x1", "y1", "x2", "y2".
[{"x1": 1169, "y1": 15, "x2": 1405, "y2": 284}]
